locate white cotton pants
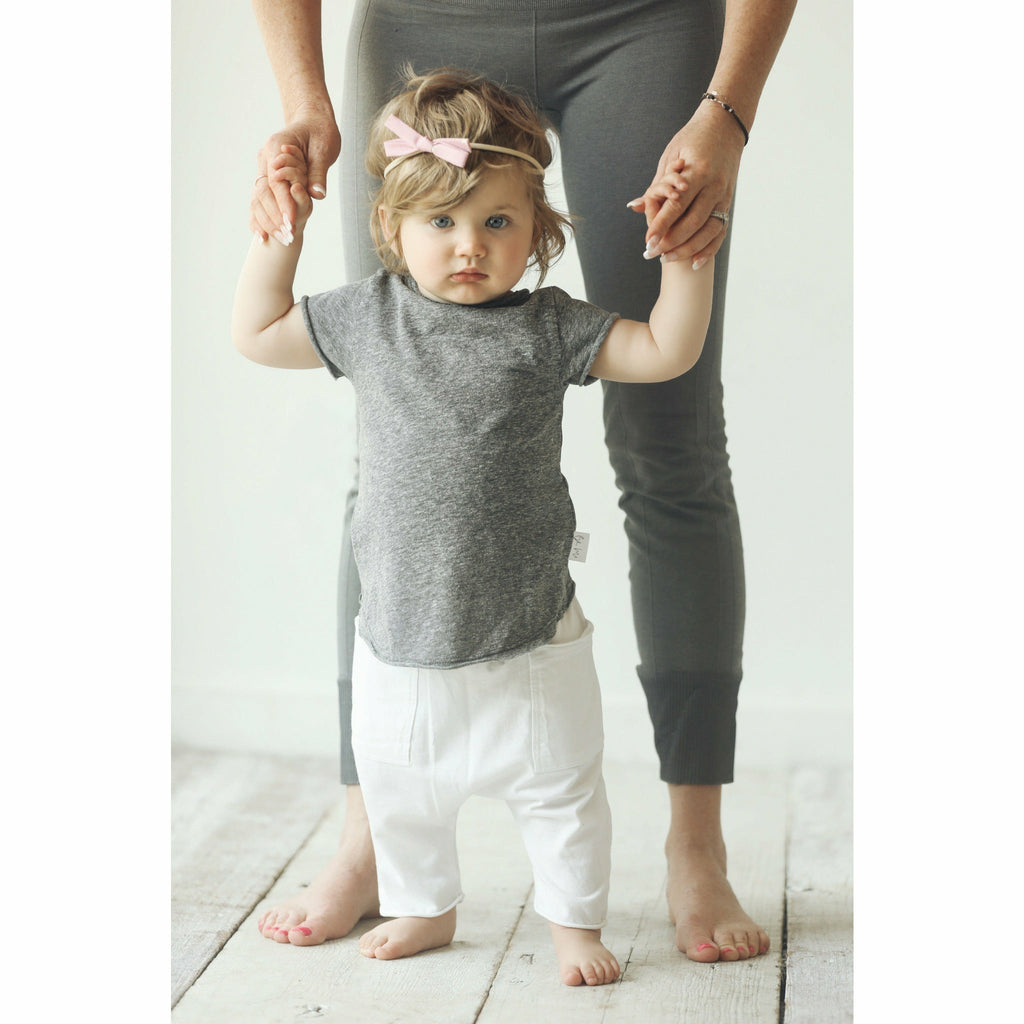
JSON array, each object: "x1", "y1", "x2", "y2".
[{"x1": 351, "y1": 598, "x2": 612, "y2": 930}]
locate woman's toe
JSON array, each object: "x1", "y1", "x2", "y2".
[
  {"x1": 687, "y1": 939, "x2": 720, "y2": 962},
  {"x1": 287, "y1": 921, "x2": 317, "y2": 945},
  {"x1": 717, "y1": 939, "x2": 741, "y2": 962}
]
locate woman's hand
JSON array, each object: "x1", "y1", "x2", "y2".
[
  {"x1": 627, "y1": 104, "x2": 745, "y2": 269},
  {"x1": 250, "y1": 110, "x2": 341, "y2": 241}
]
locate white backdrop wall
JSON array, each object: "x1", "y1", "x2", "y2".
[{"x1": 171, "y1": 1, "x2": 852, "y2": 760}]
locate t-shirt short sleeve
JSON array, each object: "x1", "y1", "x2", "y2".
[
  {"x1": 301, "y1": 278, "x2": 373, "y2": 379},
  {"x1": 543, "y1": 287, "x2": 620, "y2": 387}
]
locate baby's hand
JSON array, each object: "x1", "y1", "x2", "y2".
[
  {"x1": 627, "y1": 158, "x2": 688, "y2": 227},
  {"x1": 252, "y1": 144, "x2": 313, "y2": 244}
]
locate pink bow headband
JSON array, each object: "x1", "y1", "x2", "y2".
[{"x1": 382, "y1": 115, "x2": 546, "y2": 178}]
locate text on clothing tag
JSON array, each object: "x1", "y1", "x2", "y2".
[{"x1": 569, "y1": 531, "x2": 590, "y2": 563}]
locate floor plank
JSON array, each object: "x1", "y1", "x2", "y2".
[
  {"x1": 172, "y1": 750, "x2": 849, "y2": 1022},
  {"x1": 171, "y1": 748, "x2": 339, "y2": 1006},
  {"x1": 477, "y1": 763, "x2": 787, "y2": 1023},
  {"x1": 172, "y1": 793, "x2": 537, "y2": 1023},
  {"x1": 783, "y1": 765, "x2": 853, "y2": 1024}
]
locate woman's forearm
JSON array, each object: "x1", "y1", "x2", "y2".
[
  {"x1": 251, "y1": 0, "x2": 335, "y2": 121},
  {"x1": 704, "y1": 0, "x2": 798, "y2": 134}
]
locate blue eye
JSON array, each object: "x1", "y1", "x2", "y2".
[
  {"x1": 486, "y1": 215, "x2": 509, "y2": 229},
  {"x1": 430, "y1": 215, "x2": 454, "y2": 229}
]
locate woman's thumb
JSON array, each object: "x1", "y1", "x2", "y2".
[{"x1": 307, "y1": 154, "x2": 329, "y2": 199}]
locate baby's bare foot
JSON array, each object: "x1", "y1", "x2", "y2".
[
  {"x1": 257, "y1": 788, "x2": 380, "y2": 946},
  {"x1": 666, "y1": 840, "x2": 770, "y2": 963},
  {"x1": 549, "y1": 924, "x2": 620, "y2": 986},
  {"x1": 358, "y1": 908, "x2": 457, "y2": 960}
]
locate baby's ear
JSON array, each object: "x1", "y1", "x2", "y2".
[{"x1": 378, "y1": 207, "x2": 401, "y2": 256}]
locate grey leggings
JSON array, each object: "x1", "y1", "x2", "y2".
[{"x1": 335, "y1": 0, "x2": 744, "y2": 785}]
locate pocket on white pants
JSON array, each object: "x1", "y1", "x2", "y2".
[
  {"x1": 351, "y1": 631, "x2": 419, "y2": 767},
  {"x1": 529, "y1": 621, "x2": 604, "y2": 774}
]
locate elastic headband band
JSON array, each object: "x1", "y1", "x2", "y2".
[{"x1": 381, "y1": 115, "x2": 545, "y2": 178}]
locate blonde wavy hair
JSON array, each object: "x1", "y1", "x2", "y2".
[{"x1": 366, "y1": 67, "x2": 573, "y2": 284}]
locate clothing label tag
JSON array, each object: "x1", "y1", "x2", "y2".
[{"x1": 570, "y1": 531, "x2": 590, "y2": 563}]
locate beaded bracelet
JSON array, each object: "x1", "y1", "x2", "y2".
[{"x1": 701, "y1": 92, "x2": 750, "y2": 145}]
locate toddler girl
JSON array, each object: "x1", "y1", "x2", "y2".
[{"x1": 232, "y1": 69, "x2": 713, "y2": 987}]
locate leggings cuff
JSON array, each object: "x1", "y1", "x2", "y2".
[{"x1": 637, "y1": 668, "x2": 741, "y2": 785}]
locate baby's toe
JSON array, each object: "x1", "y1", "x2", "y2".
[
  {"x1": 560, "y1": 964, "x2": 584, "y2": 986},
  {"x1": 372, "y1": 938, "x2": 406, "y2": 960}
]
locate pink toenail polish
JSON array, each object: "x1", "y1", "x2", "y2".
[
  {"x1": 696, "y1": 943, "x2": 715, "y2": 952},
  {"x1": 294, "y1": 926, "x2": 312, "y2": 936},
  {"x1": 720, "y1": 947, "x2": 735, "y2": 953}
]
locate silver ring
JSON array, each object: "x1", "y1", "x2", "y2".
[{"x1": 709, "y1": 209, "x2": 730, "y2": 225}]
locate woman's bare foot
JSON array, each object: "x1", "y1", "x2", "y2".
[
  {"x1": 358, "y1": 908, "x2": 457, "y2": 960},
  {"x1": 549, "y1": 924, "x2": 620, "y2": 986},
  {"x1": 666, "y1": 784, "x2": 770, "y2": 963},
  {"x1": 256, "y1": 787, "x2": 380, "y2": 946}
]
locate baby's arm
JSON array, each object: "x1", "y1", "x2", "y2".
[
  {"x1": 232, "y1": 146, "x2": 322, "y2": 368},
  {"x1": 589, "y1": 168, "x2": 714, "y2": 383}
]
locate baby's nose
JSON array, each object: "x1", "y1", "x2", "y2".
[{"x1": 454, "y1": 229, "x2": 485, "y2": 256}]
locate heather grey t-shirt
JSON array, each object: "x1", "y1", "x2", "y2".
[{"x1": 302, "y1": 270, "x2": 618, "y2": 669}]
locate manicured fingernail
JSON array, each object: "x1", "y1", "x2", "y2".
[
  {"x1": 254, "y1": 231, "x2": 265, "y2": 245},
  {"x1": 311, "y1": 185, "x2": 326, "y2": 198},
  {"x1": 692, "y1": 256, "x2": 708, "y2": 271},
  {"x1": 643, "y1": 240, "x2": 660, "y2": 260},
  {"x1": 293, "y1": 926, "x2": 312, "y2": 936},
  {"x1": 283, "y1": 217, "x2": 293, "y2": 233},
  {"x1": 696, "y1": 943, "x2": 715, "y2": 952},
  {"x1": 662, "y1": 251, "x2": 681, "y2": 263},
  {"x1": 626, "y1": 198, "x2": 644, "y2": 209}
]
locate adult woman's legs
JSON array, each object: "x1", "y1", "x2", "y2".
[{"x1": 536, "y1": 0, "x2": 765, "y2": 959}]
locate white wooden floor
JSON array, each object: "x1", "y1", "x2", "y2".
[{"x1": 172, "y1": 735, "x2": 851, "y2": 1023}]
